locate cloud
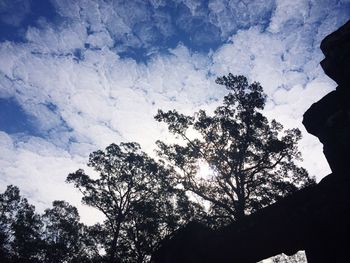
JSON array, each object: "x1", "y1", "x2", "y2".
[
  {"x1": 43, "y1": 0, "x2": 281, "y2": 55},
  {"x1": 0, "y1": 0, "x2": 349, "y2": 224},
  {"x1": 0, "y1": 131, "x2": 102, "y2": 224},
  {"x1": 208, "y1": 0, "x2": 276, "y2": 37}
]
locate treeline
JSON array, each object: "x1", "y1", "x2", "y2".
[
  {"x1": 0, "y1": 74, "x2": 314, "y2": 263},
  {"x1": 0, "y1": 148, "x2": 200, "y2": 263},
  {"x1": 1, "y1": 186, "x2": 96, "y2": 262}
]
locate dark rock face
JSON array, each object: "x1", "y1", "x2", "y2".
[
  {"x1": 151, "y1": 222, "x2": 218, "y2": 263},
  {"x1": 151, "y1": 20, "x2": 350, "y2": 263},
  {"x1": 303, "y1": 20, "x2": 350, "y2": 175},
  {"x1": 320, "y1": 20, "x2": 350, "y2": 87},
  {"x1": 302, "y1": 90, "x2": 350, "y2": 174}
]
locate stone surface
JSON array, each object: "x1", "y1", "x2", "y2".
[
  {"x1": 303, "y1": 19, "x2": 350, "y2": 175},
  {"x1": 320, "y1": 20, "x2": 350, "y2": 87}
]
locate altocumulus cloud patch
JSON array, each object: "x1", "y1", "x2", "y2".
[{"x1": 0, "y1": 0, "x2": 349, "y2": 223}]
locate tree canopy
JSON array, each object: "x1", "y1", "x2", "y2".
[
  {"x1": 40, "y1": 200, "x2": 98, "y2": 263},
  {"x1": 66, "y1": 142, "x2": 200, "y2": 263},
  {"x1": 0, "y1": 186, "x2": 96, "y2": 263},
  {"x1": 155, "y1": 74, "x2": 315, "y2": 223},
  {"x1": 0, "y1": 185, "x2": 42, "y2": 263}
]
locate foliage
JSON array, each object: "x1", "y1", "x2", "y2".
[
  {"x1": 0, "y1": 187, "x2": 99, "y2": 263},
  {"x1": 0, "y1": 185, "x2": 42, "y2": 262},
  {"x1": 0, "y1": 143, "x2": 202, "y2": 263},
  {"x1": 40, "y1": 200, "x2": 98, "y2": 262},
  {"x1": 67, "y1": 142, "x2": 199, "y2": 263},
  {"x1": 155, "y1": 74, "x2": 315, "y2": 223}
]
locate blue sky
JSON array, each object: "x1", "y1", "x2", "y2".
[{"x1": 0, "y1": 0, "x2": 349, "y2": 224}]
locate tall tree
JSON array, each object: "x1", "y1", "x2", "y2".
[
  {"x1": 155, "y1": 74, "x2": 315, "y2": 224},
  {"x1": 67, "y1": 142, "x2": 198, "y2": 263},
  {"x1": 0, "y1": 185, "x2": 42, "y2": 263},
  {"x1": 41, "y1": 200, "x2": 98, "y2": 263}
]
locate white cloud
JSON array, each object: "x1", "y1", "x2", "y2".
[
  {"x1": 25, "y1": 22, "x2": 87, "y2": 52},
  {"x1": 208, "y1": 0, "x2": 276, "y2": 37},
  {"x1": 268, "y1": 0, "x2": 309, "y2": 33},
  {"x1": 0, "y1": 0, "x2": 349, "y2": 224},
  {"x1": 43, "y1": 0, "x2": 283, "y2": 52},
  {"x1": 0, "y1": 131, "x2": 102, "y2": 224}
]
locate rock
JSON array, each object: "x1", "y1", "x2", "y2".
[
  {"x1": 303, "y1": 19, "x2": 350, "y2": 175},
  {"x1": 320, "y1": 20, "x2": 350, "y2": 87}
]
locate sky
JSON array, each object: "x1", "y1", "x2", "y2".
[{"x1": 0, "y1": 0, "x2": 349, "y2": 225}]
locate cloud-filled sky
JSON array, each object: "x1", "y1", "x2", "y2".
[{"x1": 0, "y1": 0, "x2": 349, "y2": 224}]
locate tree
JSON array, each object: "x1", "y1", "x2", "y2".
[
  {"x1": 41, "y1": 200, "x2": 98, "y2": 263},
  {"x1": 0, "y1": 185, "x2": 42, "y2": 263},
  {"x1": 155, "y1": 74, "x2": 315, "y2": 224},
  {"x1": 67, "y1": 142, "x2": 198, "y2": 263}
]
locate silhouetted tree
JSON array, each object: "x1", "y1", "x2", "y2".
[
  {"x1": 0, "y1": 228, "x2": 9, "y2": 263},
  {"x1": 0, "y1": 186, "x2": 101, "y2": 263},
  {"x1": 0, "y1": 185, "x2": 42, "y2": 263},
  {"x1": 155, "y1": 74, "x2": 315, "y2": 224},
  {"x1": 67, "y1": 142, "x2": 198, "y2": 263},
  {"x1": 41, "y1": 200, "x2": 98, "y2": 263}
]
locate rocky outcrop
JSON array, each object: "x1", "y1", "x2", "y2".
[
  {"x1": 303, "y1": 20, "x2": 350, "y2": 175},
  {"x1": 319, "y1": 20, "x2": 350, "y2": 87},
  {"x1": 152, "y1": 20, "x2": 350, "y2": 263}
]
